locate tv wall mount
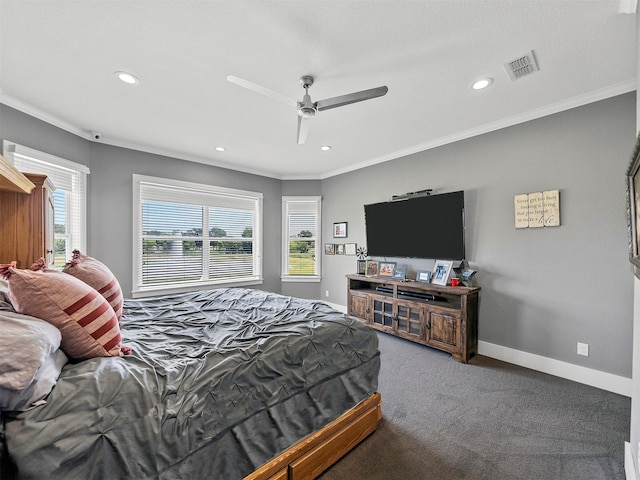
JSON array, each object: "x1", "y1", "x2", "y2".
[{"x1": 390, "y1": 189, "x2": 433, "y2": 202}]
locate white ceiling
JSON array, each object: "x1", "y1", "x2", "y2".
[{"x1": 0, "y1": 1, "x2": 636, "y2": 180}]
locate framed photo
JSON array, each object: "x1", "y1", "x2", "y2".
[
  {"x1": 324, "y1": 243, "x2": 335, "y2": 255},
  {"x1": 366, "y1": 260, "x2": 379, "y2": 277},
  {"x1": 393, "y1": 268, "x2": 406, "y2": 280},
  {"x1": 336, "y1": 244, "x2": 345, "y2": 255},
  {"x1": 378, "y1": 261, "x2": 396, "y2": 278},
  {"x1": 344, "y1": 243, "x2": 357, "y2": 255},
  {"x1": 627, "y1": 131, "x2": 640, "y2": 278},
  {"x1": 431, "y1": 260, "x2": 454, "y2": 286},
  {"x1": 357, "y1": 259, "x2": 367, "y2": 275},
  {"x1": 416, "y1": 270, "x2": 432, "y2": 283},
  {"x1": 333, "y1": 221, "x2": 348, "y2": 238}
]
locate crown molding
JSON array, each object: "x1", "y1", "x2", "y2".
[{"x1": 320, "y1": 78, "x2": 637, "y2": 180}]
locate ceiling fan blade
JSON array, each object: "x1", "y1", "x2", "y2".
[
  {"x1": 297, "y1": 116, "x2": 310, "y2": 145},
  {"x1": 227, "y1": 75, "x2": 297, "y2": 108},
  {"x1": 315, "y1": 86, "x2": 388, "y2": 111}
]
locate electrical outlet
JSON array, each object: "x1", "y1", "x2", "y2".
[
  {"x1": 577, "y1": 342, "x2": 589, "y2": 356},
  {"x1": 325, "y1": 290, "x2": 329, "y2": 297}
]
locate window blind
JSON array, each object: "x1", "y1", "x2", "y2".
[
  {"x1": 282, "y1": 196, "x2": 321, "y2": 279},
  {"x1": 134, "y1": 175, "x2": 263, "y2": 295}
]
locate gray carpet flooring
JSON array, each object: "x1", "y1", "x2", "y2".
[{"x1": 320, "y1": 332, "x2": 630, "y2": 480}]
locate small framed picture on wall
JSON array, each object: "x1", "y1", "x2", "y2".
[{"x1": 333, "y1": 222, "x2": 347, "y2": 238}]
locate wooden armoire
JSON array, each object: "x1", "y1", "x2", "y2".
[{"x1": 0, "y1": 155, "x2": 55, "y2": 269}]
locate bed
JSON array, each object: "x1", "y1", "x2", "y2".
[{"x1": 0, "y1": 286, "x2": 381, "y2": 480}]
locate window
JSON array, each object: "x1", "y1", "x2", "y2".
[
  {"x1": 2, "y1": 140, "x2": 89, "y2": 268},
  {"x1": 282, "y1": 196, "x2": 321, "y2": 282},
  {"x1": 133, "y1": 175, "x2": 263, "y2": 296}
]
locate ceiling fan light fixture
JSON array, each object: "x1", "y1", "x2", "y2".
[
  {"x1": 215, "y1": 146, "x2": 225, "y2": 152},
  {"x1": 115, "y1": 71, "x2": 139, "y2": 85},
  {"x1": 471, "y1": 77, "x2": 493, "y2": 90},
  {"x1": 320, "y1": 145, "x2": 331, "y2": 151}
]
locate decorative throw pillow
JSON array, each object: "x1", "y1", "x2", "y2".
[
  {"x1": 62, "y1": 250, "x2": 124, "y2": 322},
  {"x1": 0, "y1": 262, "x2": 124, "y2": 360}
]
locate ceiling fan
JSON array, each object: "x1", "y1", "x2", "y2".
[{"x1": 227, "y1": 75, "x2": 388, "y2": 144}]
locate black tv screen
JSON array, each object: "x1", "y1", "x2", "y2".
[{"x1": 364, "y1": 191, "x2": 465, "y2": 259}]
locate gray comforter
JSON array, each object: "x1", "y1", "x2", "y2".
[{"x1": 1, "y1": 288, "x2": 379, "y2": 480}]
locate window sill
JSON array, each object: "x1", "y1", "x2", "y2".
[
  {"x1": 131, "y1": 278, "x2": 264, "y2": 298},
  {"x1": 281, "y1": 275, "x2": 321, "y2": 283}
]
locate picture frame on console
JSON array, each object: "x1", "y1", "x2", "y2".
[
  {"x1": 366, "y1": 260, "x2": 379, "y2": 277},
  {"x1": 431, "y1": 260, "x2": 454, "y2": 286},
  {"x1": 378, "y1": 261, "x2": 396, "y2": 278},
  {"x1": 393, "y1": 268, "x2": 406, "y2": 280},
  {"x1": 416, "y1": 270, "x2": 432, "y2": 283},
  {"x1": 627, "y1": 130, "x2": 640, "y2": 278},
  {"x1": 357, "y1": 260, "x2": 367, "y2": 275}
]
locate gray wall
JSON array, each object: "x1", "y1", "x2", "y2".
[{"x1": 321, "y1": 92, "x2": 635, "y2": 378}]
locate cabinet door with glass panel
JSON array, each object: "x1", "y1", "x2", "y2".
[
  {"x1": 394, "y1": 301, "x2": 425, "y2": 342},
  {"x1": 371, "y1": 295, "x2": 395, "y2": 333}
]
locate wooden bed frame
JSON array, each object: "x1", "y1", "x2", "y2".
[{"x1": 245, "y1": 392, "x2": 382, "y2": 480}]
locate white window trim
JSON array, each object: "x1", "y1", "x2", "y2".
[
  {"x1": 2, "y1": 139, "x2": 89, "y2": 258},
  {"x1": 281, "y1": 196, "x2": 322, "y2": 283},
  {"x1": 132, "y1": 174, "x2": 263, "y2": 298}
]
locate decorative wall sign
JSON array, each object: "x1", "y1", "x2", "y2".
[{"x1": 514, "y1": 190, "x2": 560, "y2": 228}]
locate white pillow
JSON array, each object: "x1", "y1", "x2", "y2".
[
  {"x1": 0, "y1": 311, "x2": 64, "y2": 391},
  {"x1": 0, "y1": 349, "x2": 67, "y2": 411}
]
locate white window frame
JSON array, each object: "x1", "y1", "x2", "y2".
[
  {"x1": 2, "y1": 140, "x2": 89, "y2": 266},
  {"x1": 133, "y1": 174, "x2": 263, "y2": 297},
  {"x1": 281, "y1": 196, "x2": 322, "y2": 283}
]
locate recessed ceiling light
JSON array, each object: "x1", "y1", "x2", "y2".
[
  {"x1": 115, "y1": 71, "x2": 139, "y2": 85},
  {"x1": 471, "y1": 78, "x2": 493, "y2": 90},
  {"x1": 215, "y1": 146, "x2": 226, "y2": 152},
  {"x1": 320, "y1": 145, "x2": 332, "y2": 151}
]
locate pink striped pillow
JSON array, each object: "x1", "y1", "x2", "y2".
[
  {"x1": 1, "y1": 263, "x2": 123, "y2": 360},
  {"x1": 62, "y1": 250, "x2": 123, "y2": 322}
]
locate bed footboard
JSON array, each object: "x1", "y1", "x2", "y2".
[{"x1": 245, "y1": 392, "x2": 382, "y2": 480}]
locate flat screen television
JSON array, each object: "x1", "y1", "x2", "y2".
[{"x1": 364, "y1": 190, "x2": 465, "y2": 259}]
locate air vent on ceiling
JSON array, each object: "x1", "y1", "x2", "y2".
[{"x1": 504, "y1": 51, "x2": 539, "y2": 81}]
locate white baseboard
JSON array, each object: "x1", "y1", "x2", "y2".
[
  {"x1": 479, "y1": 341, "x2": 632, "y2": 397},
  {"x1": 626, "y1": 441, "x2": 638, "y2": 480},
  {"x1": 335, "y1": 300, "x2": 632, "y2": 396}
]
